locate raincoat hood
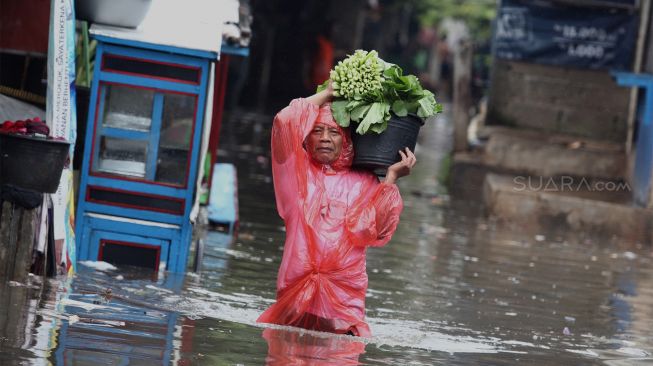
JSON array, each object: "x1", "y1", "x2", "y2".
[{"x1": 306, "y1": 103, "x2": 353, "y2": 172}]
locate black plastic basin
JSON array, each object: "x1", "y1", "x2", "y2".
[
  {"x1": 0, "y1": 133, "x2": 70, "y2": 193},
  {"x1": 351, "y1": 113, "x2": 424, "y2": 176}
]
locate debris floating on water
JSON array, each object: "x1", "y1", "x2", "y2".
[
  {"x1": 622, "y1": 252, "x2": 637, "y2": 260},
  {"x1": 79, "y1": 261, "x2": 117, "y2": 271}
]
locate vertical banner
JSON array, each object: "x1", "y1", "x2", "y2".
[{"x1": 46, "y1": 0, "x2": 77, "y2": 275}]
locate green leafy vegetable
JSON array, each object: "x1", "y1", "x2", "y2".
[
  {"x1": 331, "y1": 100, "x2": 350, "y2": 127},
  {"x1": 392, "y1": 100, "x2": 408, "y2": 117},
  {"x1": 319, "y1": 49, "x2": 443, "y2": 134},
  {"x1": 330, "y1": 50, "x2": 384, "y2": 100}
]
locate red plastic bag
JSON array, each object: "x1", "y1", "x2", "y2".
[{"x1": 257, "y1": 99, "x2": 403, "y2": 337}]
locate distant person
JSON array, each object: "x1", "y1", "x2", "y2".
[
  {"x1": 257, "y1": 82, "x2": 415, "y2": 336},
  {"x1": 310, "y1": 34, "x2": 334, "y2": 88},
  {"x1": 437, "y1": 34, "x2": 452, "y2": 97},
  {"x1": 304, "y1": 22, "x2": 334, "y2": 89}
]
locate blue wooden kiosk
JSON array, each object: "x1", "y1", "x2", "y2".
[{"x1": 75, "y1": 18, "x2": 224, "y2": 273}]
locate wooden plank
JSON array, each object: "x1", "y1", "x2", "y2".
[
  {"x1": 13, "y1": 206, "x2": 36, "y2": 282},
  {"x1": 4, "y1": 286, "x2": 30, "y2": 347},
  {"x1": 0, "y1": 201, "x2": 37, "y2": 281},
  {"x1": 0, "y1": 201, "x2": 16, "y2": 278}
]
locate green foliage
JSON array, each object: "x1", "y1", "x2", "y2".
[
  {"x1": 413, "y1": 0, "x2": 497, "y2": 41},
  {"x1": 75, "y1": 21, "x2": 96, "y2": 87},
  {"x1": 75, "y1": 39, "x2": 96, "y2": 87},
  {"x1": 319, "y1": 50, "x2": 443, "y2": 135}
]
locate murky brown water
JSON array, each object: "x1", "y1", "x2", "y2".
[{"x1": 1, "y1": 107, "x2": 653, "y2": 365}]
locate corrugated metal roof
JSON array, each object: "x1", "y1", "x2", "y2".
[{"x1": 0, "y1": 94, "x2": 45, "y2": 122}]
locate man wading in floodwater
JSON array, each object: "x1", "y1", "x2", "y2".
[{"x1": 257, "y1": 82, "x2": 416, "y2": 337}]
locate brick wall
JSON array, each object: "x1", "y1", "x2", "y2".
[{"x1": 487, "y1": 59, "x2": 630, "y2": 143}]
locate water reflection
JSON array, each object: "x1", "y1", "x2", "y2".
[
  {"x1": 262, "y1": 328, "x2": 365, "y2": 365},
  {"x1": 0, "y1": 279, "x2": 41, "y2": 364}
]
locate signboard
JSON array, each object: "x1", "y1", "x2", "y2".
[
  {"x1": 46, "y1": 0, "x2": 77, "y2": 274},
  {"x1": 494, "y1": 0, "x2": 638, "y2": 69},
  {"x1": 593, "y1": 0, "x2": 637, "y2": 5}
]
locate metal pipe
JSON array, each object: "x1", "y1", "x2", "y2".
[{"x1": 627, "y1": 0, "x2": 650, "y2": 153}]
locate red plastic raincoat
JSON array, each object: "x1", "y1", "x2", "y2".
[{"x1": 257, "y1": 98, "x2": 403, "y2": 337}]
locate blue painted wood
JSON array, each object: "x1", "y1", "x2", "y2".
[
  {"x1": 88, "y1": 231, "x2": 103, "y2": 261},
  {"x1": 86, "y1": 176, "x2": 187, "y2": 198},
  {"x1": 168, "y1": 234, "x2": 180, "y2": 271},
  {"x1": 181, "y1": 60, "x2": 210, "y2": 218},
  {"x1": 77, "y1": 38, "x2": 213, "y2": 273},
  {"x1": 85, "y1": 214, "x2": 183, "y2": 270},
  {"x1": 207, "y1": 163, "x2": 238, "y2": 235},
  {"x1": 146, "y1": 93, "x2": 164, "y2": 180},
  {"x1": 94, "y1": 34, "x2": 219, "y2": 60},
  {"x1": 612, "y1": 71, "x2": 653, "y2": 206},
  {"x1": 102, "y1": 43, "x2": 208, "y2": 68},
  {"x1": 85, "y1": 202, "x2": 184, "y2": 224},
  {"x1": 182, "y1": 65, "x2": 209, "y2": 214},
  {"x1": 613, "y1": 72, "x2": 653, "y2": 126},
  {"x1": 101, "y1": 127, "x2": 150, "y2": 141},
  {"x1": 220, "y1": 44, "x2": 250, "y2": 57},
  {"x1": 87, "y1": 216, "x2": 179, "y2": 239},
  {"x1": 89, "y1": 230, "x2": 170, "y2": 270},
  {"x1": 78, "y1": 216, "x2": 94, "y2": 260},
  {"x1": 172, "y1": 224, "x2": 193, "y2": 272},
  {"x1": 613, "y1": 71, "x2": 653, "y2": 88},
  {"x1": 162, "y1": 273, "x2": 185, "y2": 293},
  {"x1": 168, "y1": 58, "x2": 211, "y2": 272},
  {"x1": 90, "y1": 85, "x2": 108, "y2": 174},
  {"x1": 98, "y1": 71, "x2": 202, "y2": 95},
  {"x1": 76, "y1": 41, "x2": 107, "y2": 254}
]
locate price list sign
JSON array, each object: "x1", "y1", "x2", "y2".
[{"x1": 494, "y1": 0, "x2": 638, "y2": 70}]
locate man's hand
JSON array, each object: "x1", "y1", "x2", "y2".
[
  {"x1": 325, "y1": 79, "x2": 335, "y2": 97},
  {"x1": 385, "y1": 147, "x2": 416, "y2": 184},
  {"x1": 306, "y1": 80, "x2": 334, "y2": 106}
]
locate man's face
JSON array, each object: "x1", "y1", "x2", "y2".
[{"x1": 306, "y1": 123, "x2": 343, "y2": 165}]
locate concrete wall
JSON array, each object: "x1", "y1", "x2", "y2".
[{"x1": 487, "y1": 59, "x2": 630, "y2": 143}]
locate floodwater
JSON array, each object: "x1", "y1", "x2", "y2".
[{"x1": 2, "y1": 107, "x2": 653, "y2": 365}]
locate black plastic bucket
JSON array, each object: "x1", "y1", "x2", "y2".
[
  {"x1": 0, "y1": 133, "x2": 71, "y2": 193},
  {"x1": 351, "y1": 113, "x2": 424, "y2": 175}
]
